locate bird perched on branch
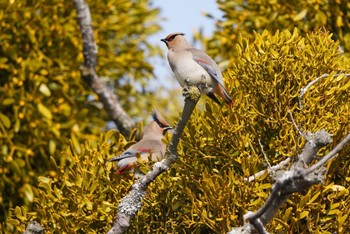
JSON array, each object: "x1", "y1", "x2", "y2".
[
  {"x1": 161, "y1": 32, "x2": 233, "y2": 106},
  {"x1": 107, "y1": 110, "x2": 172, "y2": 175}
]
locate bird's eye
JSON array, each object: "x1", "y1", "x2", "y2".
[{"x1": 168, "y1": 35, "x2": 176, "y2": 42}]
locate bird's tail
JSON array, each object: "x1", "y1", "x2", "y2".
[
  {"x1": 217, "y1": 84, "x2": 234, "y2": 106},
  {"x1": 206, "y1": 92, "x2": 221, "y2": 105},
  {"x1": 106, "y1": 157, "x2": 120, "y2": 163},
  {"x1": 223, "y1": 92, "x2": 234, "y2": 106}
]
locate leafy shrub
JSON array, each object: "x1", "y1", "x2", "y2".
[
  {"x1": 207, "y1": 0, "x2": 350, "y2": 67},
  {"x1": 6, "y1": 29, "x2": 349, "y2": 233},
  {"x1": 0, "y1": 0, "x2": 161, "y2": 221}
]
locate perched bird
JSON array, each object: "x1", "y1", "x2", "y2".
[
  {"x1": 161, "y1": 32, "x2": 233, "y2": 106},
  {"x1": 107, "y1": 110, "x2": 172, "y2": 175}
]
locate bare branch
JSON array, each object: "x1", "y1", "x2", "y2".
[
  {"x1": 288, "y1": 109, "x2": 306, "y2": 139},
  {"x1": 228, "y1": 223, "x2": 257, "y2": 234},
  {"x1": 305, "y1": 133, "x2": 350, "y2": 175},
  {"x1": 24, "y1": 221, "x2": 44, "y2": 234},
  {"x1": 246, "y1": 109, "x2": 318, "y2": 183},
  {"x1": 299, "y1": 73, "x2": 329, "y2": 109},
  {"x1": 245, "y1": 158, "x2": 290, "y2": 182},
  {"x1": 295, "y1": 130, "x2": 332, "y2": 167},
  {"x1": 107, "y1": 87, "x2": 200, "y2": 234},
  {"x1": 258, "y1": 139, "x2": 272, "y2": 172},
  {"x1": 241, "y1": 129, "x2": 350, "y2": 233},
  {"x1": 299, "y1": 73, "x2": 350, "y2": 109},
  {"x1": 238, "y1": 71, "x2": 350, "y2": 233},
  {"x1": 72, "y1": 0, "x2": 134, "y2": 137},
  {"x1": 248, "y1": 214, "x2": 269, "y2": 234}
]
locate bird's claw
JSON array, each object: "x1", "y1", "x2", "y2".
[{"x1": 182, "y1": 85, "x2": 201, "y2": 100}]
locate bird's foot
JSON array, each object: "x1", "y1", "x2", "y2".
[{"x1": 182, "y1": 85, "x2": 201, "y2": 101}]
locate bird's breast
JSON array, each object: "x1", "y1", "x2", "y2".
[{"x1": 169, "y1": 53, "x2": 214, "y2": 87}]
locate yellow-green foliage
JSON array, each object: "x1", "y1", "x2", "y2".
[
  {"x1": 134, "y1": 29, "x2": 350, "y2": 233},
  {"x1": 6, "y1": 30, "x2": 349, "y2": 233},
  {"x1": 208, "y1": 0, "x2": 350, "y2": 65},
  {"x1": 0, "y1": 0, "x2": 160, "y2": 221},
  {"x1": 5, "y1": 130, "x2": 134, "y2": 233}
]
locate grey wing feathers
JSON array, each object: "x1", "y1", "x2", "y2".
[
  {"x1": 187, "y1": 48, "x2": 225, "y2": 86},
  {"x1": 106, "y1": 150, "x2": 138, "y2": 162}
]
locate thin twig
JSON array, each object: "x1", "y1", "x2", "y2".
[
  {"x1": 244, "y1": 178, "x2": 285, "y2": 222},
  {"x1": 288, "y1": 109, "x2": 306, "y2": 139},
  {"x1": 238, "y1": 73, "x2": 350, "y2": 233},
  {"x1": 258, "y1": 139, "x2": 272, "y2": 171},
  {"x1": 245, "y1": 158, "x2": 290, "y2": 182},
  {"x1": 243, "y1": 129, "x2": 349, "y2": 231},
  {"x1": 299, "y1": 73, "x2": 350, "y2": 109},
  {"x1": 299, "y1": 73, "x2": 329, "y2": 109}
]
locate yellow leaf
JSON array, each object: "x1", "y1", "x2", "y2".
[
  {"x1": 71, "y1": 133, "x2": 81, "y2": 154},
  {"x1": 37, "y1": 103, "x2": 53, "y2": 119},
  {"x1": 338, "y1": 214, "x2": 348, "y2": 227},
  {"x1": 283, "y1": 207, "x2": 293, "y2": 221},
  {"x1": 299, "y1": 211, "x2": 309, "y2": 219},
  {"x1": 293, "y1": 9, "x2": 308, "y2": 21},
  {"x1": 336, "y1": 16, "x2": 343, "y2": 27},
  {"x1": 299, "y1": 194, "x2": 309, "y2": 207},
  {"x1": 38, "y1": 176, "x2": 51, "y2": 184},
  {"x1": 0, "y1": 113, "x2": 11, "y2": 128},
  {"x1": 39, "y1": 83, "x2": 52, "y2": 96},
  {"x1": 307, "y1": 191, "x2": 320, "y2": 204},
  {"x1": 49, "y1": 140, "x2": 56, "y2": 155},
  {"x1": 15, "y1": 206, "x2": 25, "y2": 221},
  {"x1": 23, "y1": 184, "x2": 34, "y2": 202}
]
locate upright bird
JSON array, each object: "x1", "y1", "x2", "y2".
[
  {"x1": 107, "y1": 110, "x2": 172, "y2": 175},
  {"x1": 161, "y1": 32, "x2": 233, "y2": 106}
]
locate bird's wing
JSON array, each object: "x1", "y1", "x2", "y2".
[
  {"x1": 187, "y1": 48, "x2": 225, "y2": 86},
  {"x1": 106, "y1": 148, "x2": 150, "y2": 162}
]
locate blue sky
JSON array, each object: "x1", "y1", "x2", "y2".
[
  {"x1": 153, "y1": 0, "x2": 222, "y2": 41},
  {"x1": 149, "y1": 0, "x2": 223, "y2": 90}
]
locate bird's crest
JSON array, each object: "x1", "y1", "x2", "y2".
[
  {"x1": 161, "y1": 32, "x2": 185, "y2": 44},
  {"x1": 152, "y1": 109, "x2": 170, "y2": 128},
  {"x1": 164, "y1": 32, "x2": 184, "y2": 42}
]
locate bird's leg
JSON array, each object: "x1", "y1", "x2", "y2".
[
  {"x1": 182, "y1": 77, "x2": 191, "y2": 93},
  {"x1": 197, "y1": 74, "x2": 209, "y2": 94},
  {"x1": 201, "y1": 74, "x2": 207, "y2": 83},
  {"x1": 184, "y1": 77, "x2": 191, "y2": 86},
  {"x1": 182, "y1": 77, "x2": 201, "y2": 100}
]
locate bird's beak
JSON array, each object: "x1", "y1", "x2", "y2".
[{"x1": 160, "y1": 38, "x2": 166, "y2": 43}]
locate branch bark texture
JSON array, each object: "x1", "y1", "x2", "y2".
[
  {"x1": 23, "y1": 221, "x2": 44, "y2": 234},
  {"x1": 73, "y1": 0, "x2": 134, "y2": 137}
]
